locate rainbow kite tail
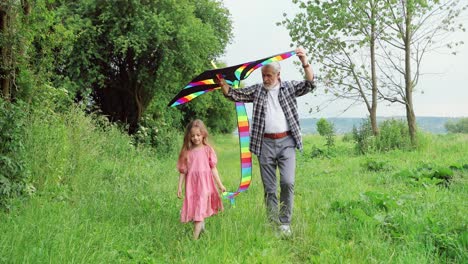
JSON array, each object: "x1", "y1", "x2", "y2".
[
  {"x1": 222, "y1": 101, "x2": 252, "y2": 206},
  {"x1": 236, "y1": 101, "x2": 252, "y2": 195},
  {"x1": 222, "y1": 191, "x2": 238, "y2": 207}
]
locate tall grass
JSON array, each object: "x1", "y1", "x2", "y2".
[{"x1": 0, "y1": 109, "x2": 467, "y2": 263}]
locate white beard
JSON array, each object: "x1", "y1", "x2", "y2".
[
  {"x1": 264, "y1": 84, "x2": 274, "y2": 90},
  {"x1": 264, "y1": 82, "x2": 279, "y2": 91}
]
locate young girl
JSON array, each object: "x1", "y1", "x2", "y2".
[{"x1": 177, "y1": 119, "x2": 226, "y2": 239}]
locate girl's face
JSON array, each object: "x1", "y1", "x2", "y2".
[{"x1": 190, "y1": 127, "x2": 204, "y2": 147}]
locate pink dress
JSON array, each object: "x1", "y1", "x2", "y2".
[{"x1": 177, "y1": 145, "x2": 223, "y2": 222}]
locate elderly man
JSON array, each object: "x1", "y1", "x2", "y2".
[{"x1": 217, "y1": 47, "x2": 316, "y2": 236}]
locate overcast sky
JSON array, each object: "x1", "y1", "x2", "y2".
[{"x1": 220, "y1": 0, "x2": 468, "y2": 118}]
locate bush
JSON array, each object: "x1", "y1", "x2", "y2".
[
  {"x1": 0, "y1": 99, "x2": 30, "y2": 208},
  {"x1": 374, "y1": 119, "x2": 411, "y2": 152},
  {"x1": 316, "y1": 118, "x2": 335, "y2": 149},
  {"x1": 310, "y1": 145, "x2": 335, "y2": 159},
  {"x1": 134, "y1": 115, "x2": 181, "y2": 156},
  {"x1": 352, "y1": 118, "x2": 374, "y2": 154},
  {"x1": 395, "y1": 163, "x2": 456, "y2": 187},
  {"x1": 352, "y1": 118, "x2": 419, "y2": 154},
  {"x1": 362, "y1": 158, "x2": 392, "y2": 172},
  {"x1": 342, "y1": 132, "x2": 354, "y2": 142},
  {"x1": 131, "y1": 95, "x2": 184, "y2": 157},
  {"x1": 445, "y1": 118, "x2": 468, "y2": 134}
]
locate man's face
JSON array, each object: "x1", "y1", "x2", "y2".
[{"x1": 262, "y1": 67, "x2": 280, "y2": 90}]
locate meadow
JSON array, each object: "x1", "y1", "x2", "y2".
[{"x1": 0, "y1": 109, "x2": 467, "y2": 263}]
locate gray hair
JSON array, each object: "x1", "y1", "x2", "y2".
[{"x1": 263, "y1": 62, "x2": 281, "y2": 73}]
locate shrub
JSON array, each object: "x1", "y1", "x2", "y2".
[
  {"x1": 395, "y1": 163, "x2": 456, "y2": 187},
  {"x1": 26, "y1": 82, "x2": 74, "y2": 116},
  {"x1": 342, "y1": 132, "x2": 354, "y2": 142},
  {"x1": 133, "y1": 114, "x2": 181, "y2": 156},
  {"x1": 309, "y1": 145, "x2": 335, "y2": 159},
  {"x1": 374, "y1": 119, "x2": 411, "y2": 152},
  {"x1": 353, "y1": 118, "x2": 420, "y2": 154},
  {"x1": 445, "y1": 117, "x2": 468, "y2": 134},
  {"x1": 362, "y1": 158, "x2": 392, "y2": 172},
  {"x1": 0, "y1": 99, "x2": 30, "y2": 208},
  {"x1": 352, "y1": 118, "x2": 374, "y2": 154},
  {"x1": 131, "y1": 96, "x2": 183, "y2": 157},
  {"x1": 316, "y1": 118, "x2": 335, "y2": 149}
]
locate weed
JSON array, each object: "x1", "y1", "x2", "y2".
[{"x1": 362, "y1": 158, "x2": 392, "y2": 172}]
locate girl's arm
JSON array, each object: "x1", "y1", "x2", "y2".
[
  {"x1": 211, "y1": 167, "x2": 226, "y2": 193},
  {"x1": 177, "y1": 173, "x2": 185, "y2": 199}
]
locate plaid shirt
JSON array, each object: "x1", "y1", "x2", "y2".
[{"x1": 225, "y1": 80, "x2": 316, "y2": 156}]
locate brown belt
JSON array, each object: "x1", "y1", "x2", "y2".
[{"x1": 263, "y1": 131, "x2": 291, "y2": 139}]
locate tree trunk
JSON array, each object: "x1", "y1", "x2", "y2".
[
  {"x1": 369, "y1": 1, "x2": 379, "y2": 135},
  {"x1": 0, "y1": 8, "x2": 11, "y2": 100},
  {"x1": 405, "y1": 98, "x2": 417, "y2": 145},
  {"x1": 93, "y1": 82, "x2": 145, "y2": 134},
  {"x1": 0, "y1": 0, "x2": 29, "y2": 101},
  {"x1": 404, "y1": 2, "x2": 417, "y2": 146},
  {"x1": 21, "y1": 0, "x2": 31, "y2": 16}
]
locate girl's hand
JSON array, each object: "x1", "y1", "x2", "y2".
[
  {"x1": 177, "y1": 188, "x2": 183, "y2": 199},
  {"x1": 219, "y1": 184, "x2": 226, "y2": 193}
]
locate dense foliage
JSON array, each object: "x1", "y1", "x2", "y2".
[
  {"x1": 316, "y1": 118, "x2": 335, "y2": 149},
  {"x1": 0, "y1": 100, "x2": 29, "y2": 208},
  {"x1": 445, "y1": 117, "x2": 468, "y2": 134},
  {"x1": 1, "y1": 0, "x2": 236, "y2": 144},
  {"x1": 1, "y1": 0, "x2": 76, "y2": 101},
  {"x1": 0, "y1": 0, "x2": 240, "y2": 208},
  {"x1": 57, "y1": 0, "x2": 234, "y2": 133},
  {"x1": 352, "y1": 117, "x2": 415, "y2": 154}
]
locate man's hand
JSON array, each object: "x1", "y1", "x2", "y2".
[
  {"x1": 215, "y1": 74, "x2": 230, "y2": 96},
  {"x1": 295, "y1": 47, "x2": 314, "y2": 81},
  {"x1": 295, "y1": 47, "x2": 309, "y2": 66}
]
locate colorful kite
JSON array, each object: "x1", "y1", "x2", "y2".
[{"x1": 168, "y1": 50, "x2": 296, "y2": 205}]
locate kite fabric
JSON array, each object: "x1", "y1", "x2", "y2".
[
  {"x1": 167, "y1": 50, "x2": 296, "y2": 107},
  {"x1": 168, "y1": 50, "x2": 297, "y2": 205},
  {"x1": 222, "y1": 102, "x2": 252, "y2": 206}
]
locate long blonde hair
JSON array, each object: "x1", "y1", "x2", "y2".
[{"x1": 177, "y1": 119, "x2": 211, "y2": 168}]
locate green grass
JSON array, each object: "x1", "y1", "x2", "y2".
[{"x1": 1, "y1": 110, "x2": 467, "y2": 263}]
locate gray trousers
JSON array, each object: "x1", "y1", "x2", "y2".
[{"x1": 258, "y1": 135, "x2": 296, "y2": 224}]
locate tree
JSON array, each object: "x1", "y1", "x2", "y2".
[
  {"x1": 60, "y1": 0, "x2": 233, "y2": 133},
  {"x1": 377, "y1": 0, "x2": 467, "y2": 145},
  {"x1": 283, "y1": 0, "x2": 466, "y2": 146},
  {"x1": 281, "y1": 0, "x2": 392, "y2": 135}
]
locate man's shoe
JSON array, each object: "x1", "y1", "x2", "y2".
[{"x1": 278, "y1": 224, "x2": 292, "y2": 237}]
